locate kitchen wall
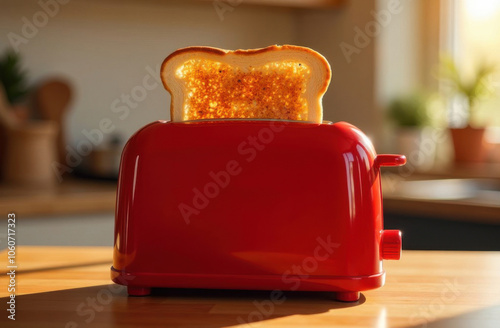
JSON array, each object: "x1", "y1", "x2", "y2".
[
  {"x1": 0, "y1": 0, "x2": 296, "y2": 147},
  {"x1": 1, "y1": 0, "x2": 424, "y2": 153},
  {"x1": 295, "y1": 0, "x2": 429, "y2": 145},
  {"x1": 375, "y1": 0, "x2": 424, "y2": 107},
  {"x1": 296, "y1": 0, "x2": 378, "y2": 139}
]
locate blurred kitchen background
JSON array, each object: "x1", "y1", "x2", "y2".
[{"x1": 0, "y1": 0, "x2": 499, "y2": 249}]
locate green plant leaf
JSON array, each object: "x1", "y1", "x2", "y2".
[
  {"x1": 437, "y1": 54, "x2": 497, "y2": 118},
  {"x1": 387, "y1": 92, "x2": 430, "y2": 127},
  {"x1": 0, "y1": 49, "x2": 29, "y2": 104}
]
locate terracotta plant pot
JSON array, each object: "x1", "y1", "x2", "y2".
[{"x1": 449, "y1": 126, "x2": 486, "y2": 163}]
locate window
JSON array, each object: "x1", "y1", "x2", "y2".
[{"x1": 443, "y1": 0, "x2": 500, "y2": 127}]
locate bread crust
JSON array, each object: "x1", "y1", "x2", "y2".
[{"x1": 161, "y1": 45, "x2": 331, "y2": 122}]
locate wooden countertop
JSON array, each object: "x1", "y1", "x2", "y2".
[
  {"x1": 1, "y1": 247, "x2": 499, "y2": 327},
  {"x1": 0, "y1": 178, "x2": 116, "y2": 218},
  {"x1": 382, "y1": 173, "x2": 500, "y2": 225}
]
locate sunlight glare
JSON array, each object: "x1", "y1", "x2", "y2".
[{"x1": 464, "y1": 0, "x2": 500, "y2": 20}]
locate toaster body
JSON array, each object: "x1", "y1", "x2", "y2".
[{"x1": 111, "y1": 120, "x2": 404, "y2": 301}]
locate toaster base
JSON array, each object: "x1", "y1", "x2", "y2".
[
  {"x1": 111, "y1": 267, "x2": 385, "y2": 302},
  {"x1": 127, "y1": 287, "x2": 360, "y2": 302}
]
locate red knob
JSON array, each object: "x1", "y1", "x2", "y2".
[
  {"x1": 381, "y1": 230, "x2": 402, "y2": 260},
  {"x1": 375, "y1": 154, "x2": 406, "y2": 168}
]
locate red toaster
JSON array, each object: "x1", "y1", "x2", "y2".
[{"x1": 111, "y1": 119, "x2": 405, "y2": 302}]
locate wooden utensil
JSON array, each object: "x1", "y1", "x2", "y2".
[{"x1": 36, "y1": 78, "x2": 72, "y2": 164}]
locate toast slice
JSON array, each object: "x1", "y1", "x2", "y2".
[{"x1": 161, "y1": 45, "x2": 331, "y2": 123}]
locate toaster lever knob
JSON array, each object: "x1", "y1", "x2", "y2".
[
  {"x1": 375, "y1": 154, "x2": 406, "y2": 168},
  {"x1": 380, "y1": 230, "x2": 402, "y2": 260}
]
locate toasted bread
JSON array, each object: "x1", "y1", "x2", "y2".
[{"x1": 161, "y1": 45, "x2": 331, "y2": 123}]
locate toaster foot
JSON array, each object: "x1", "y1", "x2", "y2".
[
  {"x1": 127, "y1": 286, "x2": 151, "y2": 296},
  {"x1": 335, "y1": 291, "x2": 360, "y2": 302}
]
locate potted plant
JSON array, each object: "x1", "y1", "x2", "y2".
[
  {"x1": 387, "y1": 92, "x2": 434, "y2": 170},
  {"x1": 0, "y1": 50, "x2": 58, "y2": 186},
  {"x1": 438, "y1": 56, "x2": 497, "y2": 163}
]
